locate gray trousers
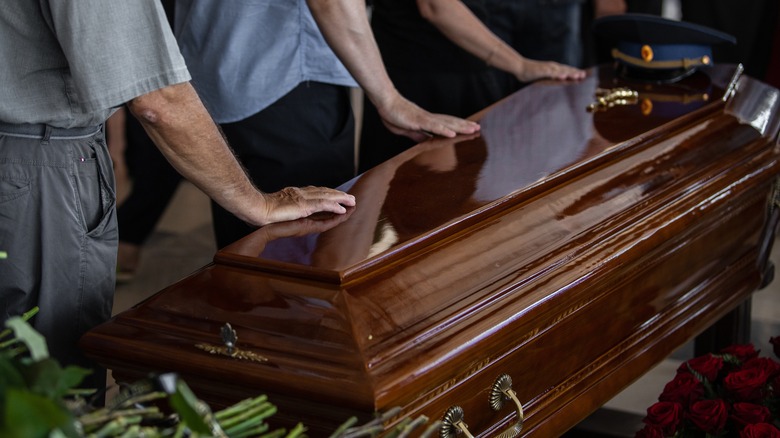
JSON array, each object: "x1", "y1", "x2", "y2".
[{"x1": 0, "y1": 122, "x2": 117, "y2": 392}]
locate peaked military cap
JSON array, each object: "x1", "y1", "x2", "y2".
[{"x1": 592, "y1": 13, "x2": 737, "y2": 83}]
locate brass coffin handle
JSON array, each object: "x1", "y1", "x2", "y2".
[
  {"x1": 489, "y1": 374, "x2": 524, "y2": 438},
  {"x1": 440, "y1": 374, "x2": 525, "y2": 438},
  {"x1": 440, "y1": 406, "x2": 475, "y2": 438}
]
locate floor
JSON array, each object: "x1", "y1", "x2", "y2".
[{"x1": 109, "y1": 179, "x2": 780, "y2": 436}]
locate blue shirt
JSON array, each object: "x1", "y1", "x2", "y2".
[{"x1": 174, "y1": 0, "x2": 357, "y2": 124}]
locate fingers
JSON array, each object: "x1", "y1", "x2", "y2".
[
  {"x1": 420, "y1": 114, "x2": 481, "y2": 139},
  {"x1": 552, "y1": 63, "x2": 587, "y2": 81},
  {"x1": 517, "y1": 60, "x2": 586, "y2": 83},
  {"x1": 378, "y1": 94, "x2": 481, "y2": 142},
  {"x1": 260, "y1": 186, "x2": 356, "y2": 226},
  {"x1": 298, "y1": 186, "x2": 356, "y2": 208},
  {"x1": 381, "y1": 109, "x2": 480, "y2": 142}
]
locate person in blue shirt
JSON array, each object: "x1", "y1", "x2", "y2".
[
  {"x1": 0, "y1": 0, "x2": 356, "y2": 392},
  {"x1": 175, "y1": 0, "x2": 481, "y2": 248}
]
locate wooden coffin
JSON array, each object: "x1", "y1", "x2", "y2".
[{"x1": 81, "y1": 64, "x2": 780, "y2": 437}]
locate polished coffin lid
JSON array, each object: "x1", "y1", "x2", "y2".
[{"x1": 82, "y1": 65, "x2": 780, "y2": 435}]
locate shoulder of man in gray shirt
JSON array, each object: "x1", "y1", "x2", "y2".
[{"x1": 0, "y1": 0, "x2": 190, "y2": 128}]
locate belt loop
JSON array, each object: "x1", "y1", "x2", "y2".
[{"x1": 41, "y1": 125, "x2": 53, "y2": 145}]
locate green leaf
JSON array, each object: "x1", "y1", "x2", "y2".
[
  {"x1": 4, "y1": 317, "x2": 48, "y2": 361},
  {"x1": 1, "y1": 388, "x2": 79, "y2": 438},
  {"x1": 0, "y1": 308, "x2": 38, "y2": 344},
  {"x1": 21, "y1": 359, "x2": 90, "y2": 400},
  {"x1": 0, "y1": 354, "x2": 26, "y2": 389},
  {"x1": 167, "y1": 379, "x2": 213, "y2": 435}
]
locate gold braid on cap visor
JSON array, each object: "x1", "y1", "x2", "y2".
[{"x1": 612, "y1": 48, "x2": 712, "y2": 70}]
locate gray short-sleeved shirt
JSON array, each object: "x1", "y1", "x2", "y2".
[{"x1": 0, "y1": 0, "x2": 190, "y2": 128}]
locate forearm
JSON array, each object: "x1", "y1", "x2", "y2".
[
  {"x1": 417, "y1": 0, "x2": 585, "y2": 83},
  {"x1": 306, "y1": 0, "x2": 398, "y2": 109},
  {"x1": 417, "y1": 0, "x2": 525, "y2": 75},
  {"x1": 307, "y1": 0, "x2": 481, "y2": 140},
  {"x1": 127, "y1": 82, "x2": 268, "y2": 225}
]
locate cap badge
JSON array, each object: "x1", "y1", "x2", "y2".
[{"x1": 641, "y1": 45, "x2": 654, "y2": 62}]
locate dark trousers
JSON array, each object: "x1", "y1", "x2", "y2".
[
  {"x1": 359, "y1": 68, "x2": 512, "y2": 173},
  {"x1": 212, "y1": 81, "x2": 356, "y2": 248},
  {"x1": 117, "y1": 114, "x2": 181, "y2": 245},
  {"x1": 0, "y1": 123, "x2": 116, "y2": 395},
  {"x1": 359, "y1": 0, "x2": 584, "y2": 173}
]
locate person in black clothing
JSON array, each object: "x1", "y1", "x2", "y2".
[
  {"x1": 679, "y1": 0, "x2": 778, "y2": 81},
  {"x1": 581, "y1": 0, "x2": 664, "y2": 68},
  {"x1": 359, "y1": 0, "x2": 584, "y2": 174},
  {"x1": 108, "y1": 0, "x2": 183, "y2": 280}
]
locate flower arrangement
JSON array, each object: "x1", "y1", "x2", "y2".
[
  {"x1": 637, "y1": 336, "x2": 780, "y2": 437},
  {"x1": 1, "y1": 309, "x2": 439, "y2": 437}
]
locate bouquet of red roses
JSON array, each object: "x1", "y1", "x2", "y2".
[{"x1": 637, "y1": 336, "x2": 780, "y2": 437}]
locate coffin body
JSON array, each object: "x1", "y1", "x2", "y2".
[{"x1": 81, "y1": 65, "x2": 780, "y2": 436}]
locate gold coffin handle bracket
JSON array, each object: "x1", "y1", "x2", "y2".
[
  {"x1": 440, "y1": 406, "x2": 475, "y2": 438},
  {"x1": 489, "y1": 374, "x2": 524, "y2": 438},
  {"x1": 439, "y1": 374, "x2": 524, "y2": 438}
]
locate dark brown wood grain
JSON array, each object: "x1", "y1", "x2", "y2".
[{"x1": 81, "y1": 64, "x2": 780, "y2": 437}]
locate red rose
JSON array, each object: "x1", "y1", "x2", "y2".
[
  {"x1": 724, "y1": 367, "x2": 770, "y2": 401},
  {"x1": 770, "y1": 336, "x2": 780, "y2": 359},
  {"x1": 721, "y1": 344, "x2": 760, "y2": 362},
  {"x1": 659, "y1": 372, "x2": 704, "y2": 407},
  {"x1": 743, "y1": 357, "x2": 780, "y2": 379},
  {"x1": 731, "y1": 402, "x2": 772, "y2": 428},
  {"x1": 740, "y1": 423, "x2": 780, "y2": 438},
  {"x1": 679, "y1": 353, "x2": 724, "y2": 382},
  {"x1": 643, "y1": 401, "x2": 683, "y2": 435},
  {"x1": 686, "y1": 398, "x2": 728, "y2": 435},
  {"x1": 635, "y1": 425, "x2": 665, "y2": 438}
]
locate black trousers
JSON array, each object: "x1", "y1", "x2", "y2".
[
  {"x1": 212, "y1": 81, "x2": 356, "y2": 248},
  {"x1": 358, "y1": 68, "x2": 512, "y2": 173},
  {"x1": 117, "y1": 114, "x2": 181, "y2": 245}
]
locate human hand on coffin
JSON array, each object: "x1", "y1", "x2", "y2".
[
  {"x1": 375, "y1": 92, "x2": 482, "y2": 143},
  {"x1": 306, "y1": 0, "x2": 481, "y2": 144},
  {"x1": 128, "y1": 83, "x2": 356, "y2": 228},
  {"x1": 253, "y1": 186, "x2": 357, "y2": 227},
  {"x1": 415, "y1": 0, "x2": 585, "y2": 83},
  {"x1": 512, "y1": 58, "x2": 587, "y2": 83}
]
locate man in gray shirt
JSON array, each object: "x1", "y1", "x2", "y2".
[{"x1": 0, "y1": 0, "x2": 356, "y2": 391}]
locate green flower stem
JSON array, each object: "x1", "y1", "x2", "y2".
[
  {"x1": 172, "y1": 423, "x2": 187, "y2": 438},
  {"x1": 328, "y1": 416, "x2": 359, "y2": 438},
  {"x1": 80, "y1": 407, "x2": 163, "y2": 431},
  {"x1": 285, "y1": 423, "x2": 307, "y2": 438},
  {"x1": 230, "y1": 424, "x2": 272, "y2": 438},
  {"x1": 0, "y1": 307, "x2": 39, "y2": 341},
  {"x1": 218, "y1": 402, "x2": 276, "y2": 430},
  {"x1": 419, "y1": 421, "x2": 442, "y2": 438},
  {"x1": 215, "y1": 395, "x2": 268, "y2": 422},
  {"x1": 90, "y1": 415, "x2": 143, "y2": 437},
  {"x1": 394, "y1": 416, "x2": 429, "y2": 438},
  {"x1": 221, "y1": 410, "x2": 271, "y2": 435},
  {"x1": 112, "y1": 391, "x2": 168, "y2": 410},
  {"x1": 258, "y1": 429, "x2": 288, "y2": 438}
]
